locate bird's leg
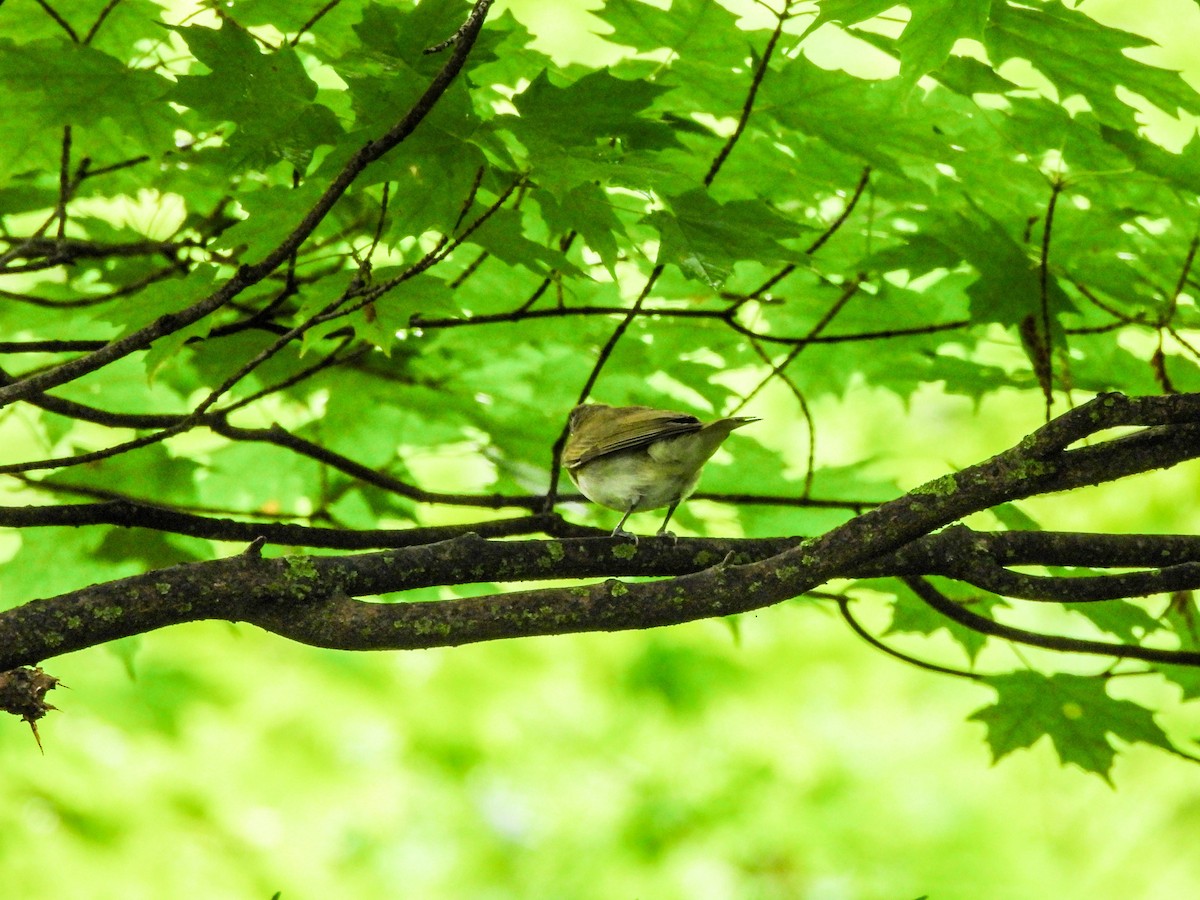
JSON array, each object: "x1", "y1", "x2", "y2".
[
  {"x1": 656, "y1": 502, "x2": 680, "y2": 542},
  {"x1": 611, "y1": 507, "x2": 638, "y2": 543}
]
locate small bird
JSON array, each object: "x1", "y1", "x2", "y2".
[{"x1": 563, "y1": 403, "x2": 758, "y2": 539}]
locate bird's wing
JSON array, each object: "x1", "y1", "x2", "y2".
[{"x1": 566, "y1": 407, "x2": 702, "y2": 468}]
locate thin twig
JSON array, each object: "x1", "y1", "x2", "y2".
[
  {"x1": 34, "y1": 0, "x2": 78, "y2": 40},
  {"x1": 1037, "y1": 180, "x2": 1064, "y2": 420},
  {"x1": 83, "y1": 0, "x2": 123, "y2": 44},
  {"x1": 289, "y1": 0, "x2": 341, "y2": 46},
  {"x1": 747, "y1": 337, "x2": 816, "y2": 496},
  {"x1": 836, "y1": 596, "x2": 982, "y2": 680},
  {"x1": 368, "y1": 182, "x2": 391, "y2": 261},
  {"x1": 805, "y1": 166, "x2": 871, "y2": 256},
  {"x1": 704, "y1": 6, "x2": 789, "y2": 186},
  {"x1": 905, "y1": 576, "x2": 1200, "y2": 667},
  {"x1": 1169, "y1": 233, "x2": 1200, "y2": 311},
  {"x1": 732, "y1": 275, "x2": 864, "y2": 413},
  {"x1": 55, "y1": 127, "x2": 72, "y2": 241}
]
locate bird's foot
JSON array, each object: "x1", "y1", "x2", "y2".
[
  {"x1": 611, "y1": 526, "x2": 639, "y2": 544},
  {"x1": 655, "y1": 529, "x2": 678, "y2": 544}
]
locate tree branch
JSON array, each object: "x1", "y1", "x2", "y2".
[
  {"x1": 904, "y1": 577, "x2": 1200, "y2": 667},
  {"x1": 7, "y1": 393, "x2": 1200, "y2": 670}
]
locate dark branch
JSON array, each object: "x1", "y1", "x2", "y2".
[
  {"x1": 7, "y1": 392, "x2": 1200, "y2": 669},
  {"x1": 905, "y1": 577, "x2": 1200, "y2": 667},
  {"x1": 836, "y1": 596, "x2": 982, "y2": 680},
  {"x1": 704, "y1": 5, "x2": 789, "y2": 186}
]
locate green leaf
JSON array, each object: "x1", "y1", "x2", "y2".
[
  {"x1": 0, "y1": 38, "x2": 176, "y2": 179},
  {"x1": 802, "y1": 0, "x2": 896, "y2": 34},
  {"x1": 352, "y1": 0, "x2": 469, "y2": 67},
  {"x1": 4, "y1": 0, "x2": 181, "y2": 59},
  {"x1": 596, "y1": 0, "x2": 745, "y2": 64},
  {"x1": 647, "y1": 190, "x2": 805, "y2": 287},
  {"x1": 897, "y1": 0, "x2": 993, "y2": 94},
  {"x1": 89, "y1": 265, "x2": 219, "y2": 377},
  {"x1": 969, "y1": 672, "x2": 1175, "y2": 781},
  {"x1": 985, "y1": 2, "x2": 1200, "y2": 130},
  {"x1": 0, "y1": 528, "x2": 129, "y2": 604},
  {"x1": 356, "y1": 272, "x2": 456, "y2": 353},
  {"x1": 172, "y1": 22, "x2": 342, "y2": 169},
  {"x1": 512, "y1": 69, "x2": 675, "y2": 151},
  {"x1": 466, "y1": 206, "x2": 583, "y2": 276},
  {"x1": 1159, "y1": 664, "x2": 1200, "y2": 701},
  {"x1": 923, "y1": 199, "x2": 1076, "y2": 328},
  {"x1": 95, "y1": 528, "x2": 206, "y2": 570},
  {"x1": 216, "y1": 180, "x2": 328, "y2": 257},
  {"x1": 933, "y1": 54, "x2": 1020, "y2": 97},
  {"x1": 43, "y1": 444, "x2": 200, "y2": 505},
  {"x1": 759, "y1": 58, "x2": 950, "y2": 176},
  {"x1": 0, "y1": 38, "x2": 173, "y2": 133},
  {"x1": 373, "y1": 128, "x2": 489, "y2": 238},
  {"x1": 1101, "y1": 126, "x2": 1200, "y2": 194},
  {"x1": 535, "y1": 182, "x2": 626, "y2": 274},
  {"x1": 1064, "y1": 599, "x2": 1165, "y2": 644}
]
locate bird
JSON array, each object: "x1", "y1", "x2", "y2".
[{"x1": 563, "y1": 402, "x2": 758, "y2": 539}]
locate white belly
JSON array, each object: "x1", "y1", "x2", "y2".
[{"x1": 569, "y1": 442, "x2": 702, "y2": 513}]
